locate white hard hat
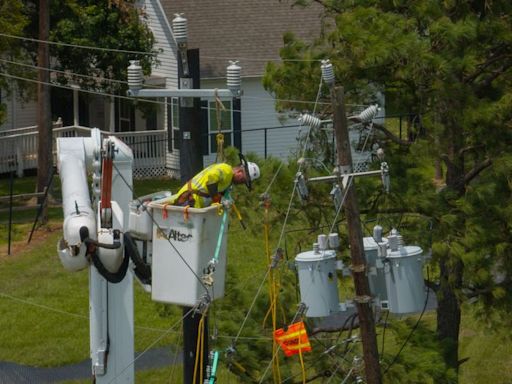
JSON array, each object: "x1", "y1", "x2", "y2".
[{"x1": 247, "y1": 162, "x2": 260, "y2": 181}]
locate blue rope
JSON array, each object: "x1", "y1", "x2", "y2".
[{"x1": 209, "y1": 350, "x2": 219, "y2": 384}]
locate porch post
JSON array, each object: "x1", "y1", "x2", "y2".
[
  {"x1": 109, "y1": 96, "x2": 116, "y2": 132},
  {"x1": 72, "y1": 85, "x2": 79, "y2": 127}
]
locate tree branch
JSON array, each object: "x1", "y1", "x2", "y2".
[
  {"x1": 464, "y1": 50, "x2": 512, "y2": 84},
  {"x1": 425, "y1": 279, "x2": 439, "y2": 293},
  {"x1": 308, "y1": 0, "x2": 342, "y2": 12},
  {"x1": 464, "y1": 158, "x2": 492, "y2": 185},
  {"x1": 440, "y1": 153, "x2": 456, "y2": 171},
  {"x1": 458, "y1": 144, "x2": 485, "y2": 158},
  {"x1": 480, "y1": 62, "x2": 512, "y2": 89},
  {"x1": 372, "y1": 122, "x2": 411, "y2": 146}
]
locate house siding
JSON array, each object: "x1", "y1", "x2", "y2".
[
  {"x1": 200, "y1": 77, "x2": 300, "y2": 166},
  {"x1": 138, "y1": 0, "x2": 178, "y2": 83},
  {"x1": 137, "y1": 0, "x2": 181, "y2": 175},
  {"x1": 1, "y1": 92, "x2": 38, "y2": 131}
]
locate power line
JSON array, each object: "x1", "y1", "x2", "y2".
[
  {"x1": 0, "y1": 33, "x2": 328, "y2": 63},
  {"x1": 0, "y1": 32, "x2": 156, "y2": 56},
  {"x1": 107, "y1": 305, "x2": 197, "y2": 384},
  {"x1": 0, "y1": 290, "x2": 273, "y2": 341},
  {"x1": 0, "y1": 71, "x2": 340, "y2": 114},
  {"x1": 201, "y1": 55, "x2": 323, "y2": 63},
  {"x1": 0, "y1": 57, "x2": 169, "y2": 89},
  {"x1": 0, "y1": 58, "x2": 127, "y2": 86},
  {"x1": 0, "y1": 71, "x2": 161, "y2": 104}
]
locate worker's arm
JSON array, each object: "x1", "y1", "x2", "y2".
[{"x1": 206, "y1": 182, "x2": 222, "y2": 203}]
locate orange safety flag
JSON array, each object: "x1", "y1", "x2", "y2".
[{"x1": 273, "y1": 321, "x2": 312, "y2": 357}]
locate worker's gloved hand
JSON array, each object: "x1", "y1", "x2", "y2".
[
  {"x1": 207, "y1": 182, "x2": 222, "y2": 205},
  {"x1": 212, "y1": 193, "x2": 222, "y2": 204}
]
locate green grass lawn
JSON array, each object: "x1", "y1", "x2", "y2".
[{"x1": 1, "y1": 175, "x2": 511, "y2": 383}]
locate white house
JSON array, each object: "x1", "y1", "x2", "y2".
[
  {"x1": 1, "y1": 0, "x2": 324, "y2": 177},
  {"x1": 142, "y1": 0, "x2": 324, "y2": 174}
]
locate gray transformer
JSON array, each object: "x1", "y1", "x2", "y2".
[
  {"x1": 385, "y1": 243, "x2": 426, "y2": 314},
  {"x1": 295, "y1": 247, "x2": 340, "y2": 317},
  {"x1": 363, "y1": 236, "x2": 389, "y2": 306}
]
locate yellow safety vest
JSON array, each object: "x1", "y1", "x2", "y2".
[{"x1": 172, "y1": 163, "x2": 233, "y2": 208}]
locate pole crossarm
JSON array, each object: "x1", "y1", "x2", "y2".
[
  {"x1": 308, "y1": 170, "x2": 382, "y2": 184},
  {"x1": 127, "y1": 88, "x2": 236, "y2": 98}
]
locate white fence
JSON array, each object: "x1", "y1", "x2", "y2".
[{"x1": 0, "y1": 125, "x2": 167, "y2": 179}]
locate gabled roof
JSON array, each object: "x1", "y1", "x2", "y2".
[{"x1": 161, "y1": 0, "x2": 324, "y2": 79}]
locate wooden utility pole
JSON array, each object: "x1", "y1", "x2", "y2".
[
  {"x1": 331, "y1": 86, "x2": 382, "y2": 384},
  {"x1": 178, "y1": 48, "x2": 203, "y2": 183},
  {"x1": 177, "y1": 48, "x2": 208, "y2": 384},
  {"x1": 37, "y1": 0, "x2": 52, "y2": 223}
]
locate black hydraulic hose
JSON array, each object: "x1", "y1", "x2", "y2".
[
  {"x1": 124, "y1": 232, "x2": 152, "y2": 284},
  {"x1": 90, "y1": 246, "x2": 129, "y2": 284},
  {"x1": 80, "y1": 226, "x2": 129, "y2": 284}
]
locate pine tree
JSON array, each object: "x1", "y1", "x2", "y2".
[{"x1": 263, "y1": 0, "x2": 512, "y2": 381}]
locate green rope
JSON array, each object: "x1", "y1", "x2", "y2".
[{"x1": 209, "y1": 350, "x2": 219, "y2": 384}]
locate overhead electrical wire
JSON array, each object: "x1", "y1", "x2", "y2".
[
  {"x1": 0, "y1": 70, "x2": 339, "y2": 117},
  {"x1": 0, "y1": 57, "x2": 367, "y2": 107},
  {"x1": 106, "y1": 305, "x2": 197, "y2": 384},
  {"x1": 229, "y1": 74, "x2": 325, "y2": 355},
  {"x1": 257, "y1": 305, "x2": 307, "y2": 383},
  {"x1": 0, "y1": 33, "x2": 328, "y2": 64},
  {"x1": 2, "y1": 32, "x2": 394, "y2": 384},
  {"x1": 3, "y1": 59, "x2": 383, "y2": 382},
  {"x1": 0, "y1": 71, "x2": 162, "y2": 105},
  {"x1": 0, "y1": 289, "x2": 280, "y2": 343},
  {"x1": 201, "y1": 54, "x2": 323, "y2": 63},
  {"x1": 256, "y1": 78, "x2": 326, "y2": 383},
  {"x1": 0, "y1": 32, "x2": 156, "y2": 56},
  {"x1": 0, "y1": 57, "x2": 129, "y2": 86},
  {"x1": 382, "y1": 267, "x2": 431, "y2": 375}
]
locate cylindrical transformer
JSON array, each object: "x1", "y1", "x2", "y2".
[
  {"x1": 295, "y1": 248, "x2": 340, "y2": 317},
  {"x1": 363, "y1": 236, "x2": 388, "y2": 305},
  {"x1": 384, "y1": 245, "x2": 426, "y2": 314}
]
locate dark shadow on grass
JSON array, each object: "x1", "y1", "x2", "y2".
[{"x1": 0, "y1": 346, "x2": 181, "y2": 383}]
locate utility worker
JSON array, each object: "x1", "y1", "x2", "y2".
[{"x1": 170, "y1": 156, "x2": 260, "y2": 208}]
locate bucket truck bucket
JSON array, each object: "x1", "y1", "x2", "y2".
[{"x1": 147, "y1": 201, "x2": 229, "y2": 306}]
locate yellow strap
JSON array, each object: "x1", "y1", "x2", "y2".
[
  {"x1": 193, "y1": 314, "x2": 206, "y2": 384},
  {"x1": 299, "y1": 348, "x2": 306, "y2": 384},
  {"x1": 214, "y1": 89, "x2": 226, "y2": 162},
  {"x1": 231, "y1": 202, "x2": 243, "y2": 222}
]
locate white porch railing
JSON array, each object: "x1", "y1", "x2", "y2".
[{"x1": 0, "y1": 125, "x2": 168, "y2": 179}]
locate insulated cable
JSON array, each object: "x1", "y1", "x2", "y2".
[
  {"x1": 382, "y1": 267, "x2": 431, "y2": 375},
  {"x1": 0, "y1": 32, "x2": 156, "y2": 56},
  {"x1": 106, "y1": 305, "x2": 197, "y2": 384}
]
